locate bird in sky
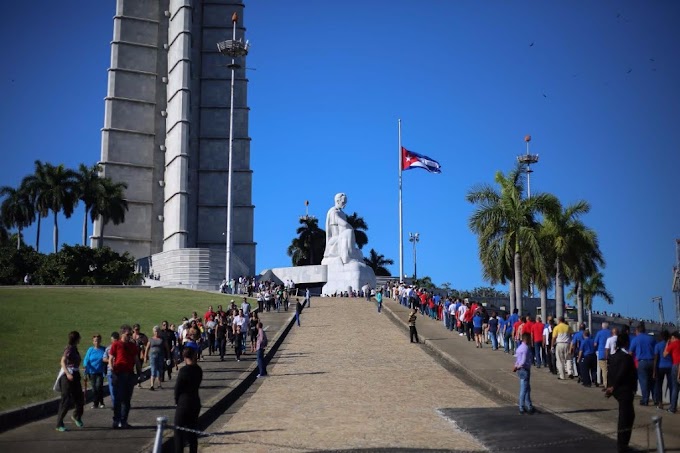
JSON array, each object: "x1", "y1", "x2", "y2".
[
  {"x1": 542, "y1": 93, "x2": 547, "y2": 98},
  {"x1": 626, "y1": 69, "x2": 632, "y2": 74},
  {"x1": 529, "y1": 42, "x2": 534, "y2": 47}
]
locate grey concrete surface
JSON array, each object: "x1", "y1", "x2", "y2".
[{"x1": 380, "y1": 297, "x2": 680, "y2": 452}]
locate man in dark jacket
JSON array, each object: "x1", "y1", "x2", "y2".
[
  {"x1": 605, "y1": 333, "x2": 638, "y2": 452},
  {"x1": 295, "y1": 299, "x2": 303, "y2": 327},
  {"x1": 408, "y1": 309, "x2": 419, "y2": 344}
]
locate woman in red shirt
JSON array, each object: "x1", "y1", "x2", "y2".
[{"x1": 663, "y1": 331, "x2": 680, "y2": 413}]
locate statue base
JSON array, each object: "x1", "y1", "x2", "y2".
[{"x1": 321, "y1": 257, "x2": 376, "y2": 296}]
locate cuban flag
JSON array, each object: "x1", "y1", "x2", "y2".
[{"x1": 401, "y1": 147, "x2": 442, "y2": 174}]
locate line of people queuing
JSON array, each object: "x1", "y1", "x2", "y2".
[
  {"x1": 389, "y1": 283, "x2": 680, "y2": 414},
  {"x1": 53, "y1": 297, "x2": 270, "y2": 452},
  {"x1": 388, "y1": 283, "x2": 680, "y2": 452}
]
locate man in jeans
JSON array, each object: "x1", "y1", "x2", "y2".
[
  {"x1": 109, "y1": 324, "x2": 142, "y2": 429},
  {"x1": 629, "y1": 323, "x2": 656, "y2": 406},
  {"x1": 513, "y1": 332, "x2": 535, "y2": 414},
  {"x1": 256, "y1": 322, "x2": 268, "y2": 378}
]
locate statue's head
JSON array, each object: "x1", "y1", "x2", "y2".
[{"x1": 334, "y1": 193, "x2": 347, "y2": 209}]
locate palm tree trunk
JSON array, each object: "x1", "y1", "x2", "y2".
[
  {"x1": 35, "y1": 214, "x2": 41, "y2": 252},
  {"x1": 82, "y1": 207, "x2": 88, "y2": 246},
  {"x1": 540, "y1": 286, "x2": 548, "y2": 321},
  {"x1": 577, "y1": 283, "x2": 584, "y2": 325},
  {"x1": 514, "y1": 251, "x2": 523, "y2": 315},
  {"x1": 509, "y1": 280, "x2": 516, "y2": 313},
  {"x1": 53, "y1": 210, "x2": 58, "y2": 253},
  {"x1": 555, "y1": 258, "x2": 564, "y2": 319},
  {"x1": 17, "y1": 227, "x2": 22, "y2": 250}
]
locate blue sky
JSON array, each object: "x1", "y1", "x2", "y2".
[{"x1": 1, "y1": 1, "x2": 678, "y2": 321}]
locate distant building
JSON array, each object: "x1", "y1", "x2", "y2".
[{"x1": 92, "y1": 0, "x2": 255, "y2": 287}]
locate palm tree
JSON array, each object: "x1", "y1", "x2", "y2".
[
  {"x1": 413, "y1": 275, "x2": 435, "y2": 290},
  {"x1": 75, "y1": 163, "x2": 104, "y2": 245},
  {"x1": 543, "y1": 200, "x2": 598, "y2": 321},
  {"x1": 91, "y1": 178, "x2": 128, "y2": 248},
  {"x1": 515, "y1": 219, "x2": 557, "y2": 318},
  {"x1": 363, "y1": 248, "x2": 394, "y2": 276},
  {"x1": 40, "y1": 163, "x2": 78, "y2": 252},
  {"x1": 467, "y1": 164, "x2": 559, "y2": 315},
  {"x1": 0, "y1": 185, "x2": 34, "y2": 249},
  {"x1": 568, "y1": 271, "x2": 612, "y2": 331},
  {"x1": 566, "y1": 234, "x2": 605, "y2": 324},
  {"x1": 287, "y1": 216, "x2": 326, "y2": 266},
  {"x1": 21, "y1": 160, "x2": 50, "y2": 252},
  {"x1": 346, "y1": 212, "x2": 368, "y2": 249}
]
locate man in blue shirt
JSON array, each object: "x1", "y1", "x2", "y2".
[
  {"x1": 488, "y1": 311, "x2": 499, "y2": 350},
  {"x1": 593, "y1": 322, "x2": 612, "y2": 387},
  {"x1": 507, "y1": 309, "x2": 520, "y2": 354},
  {"x1": 444, "y1": 298, "x2": 451, "y2": 330},
  {"x1": 570, "y1": 323, "x2": 586, "y2": 381},
  {"x1": 578, "y1": 329, "x2": 597, "y2": 387},
  {"x1": 498, "y1": 315, "x2": 507, "y2": 347},
  {"x1": 654, "y1": 330, "x2": 673, "y2": 408},
  {"x1": 629, "y1": 323, "x2": 656, "y2": 406}
]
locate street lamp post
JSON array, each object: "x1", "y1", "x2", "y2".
[
  {"x1": 409, "y1": 232, "x2": 419, "y2": 280},
  {"x1": 217, "y1": 12, "x2": 249, "y2": 285}
]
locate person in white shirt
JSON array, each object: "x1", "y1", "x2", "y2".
[
  {"x1": 457, "y1": 303, "x2": 468, "y2": 336},
  {"x1": 604, "y1": 327, "x2": 618, "y2": 360},
  {"x1": 448, "y1": 302, "x2": 457, "y2": 332}
]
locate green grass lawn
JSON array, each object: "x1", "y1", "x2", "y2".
[{"x1": 0, "y1": 287, "x2": 249, "y2": 412}]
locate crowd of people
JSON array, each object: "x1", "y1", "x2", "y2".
[
  {"x1": 53, "y1": 297, "x2": 270, "y2": 452},
  {"x1": 218, "y1": 275, "x2": 300, "y2": 298},
  {"x1": 385, "y1": 283, "x2": 680, "y2": 452}
]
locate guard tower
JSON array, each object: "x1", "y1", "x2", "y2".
[{"x1": 517, "y1": 135, "x2": 540, "y2": 198}]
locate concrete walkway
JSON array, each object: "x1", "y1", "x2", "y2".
[
  {"x1": 0, "y1": 307, "x2": 296, "y2": 453},
  {"x1": 379, "y1": 297, "x2": 679, "y2": 452},
  {"x1": 202, "y1": 297, "x2": 492, "y2": 452},
  {"x1": 203, "y1": 296, "x2": 678, "y2": 452}
]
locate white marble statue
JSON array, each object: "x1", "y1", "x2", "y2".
[
  {"x1": 321, "y1": 193, "x2": 376, "y2": 295},
  {"x1": 323, "y1": 193, "x2": 363, "y2": 264}
]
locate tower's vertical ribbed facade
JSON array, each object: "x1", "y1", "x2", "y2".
[{"x1": 94, "y1": 0, "x2": 256, "y2": 286}]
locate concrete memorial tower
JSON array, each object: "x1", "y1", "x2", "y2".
[{"x1": 92, "y1": 0, "x2": 255, "y2": 287}]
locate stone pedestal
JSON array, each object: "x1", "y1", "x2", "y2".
[{"x1": 321, "y1": 257, "x2": 376, "y2": 295}]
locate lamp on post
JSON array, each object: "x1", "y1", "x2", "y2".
[
  {"x1": 217, "y1": 12, "x2": 249, "y2": 285},
  {"x1": 408, "y1": 232, "x2": 419, "y2": 280}
]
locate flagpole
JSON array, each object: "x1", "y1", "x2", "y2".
[{"x1": 398, "y1": 119, "x2": 404, "y2": 283}]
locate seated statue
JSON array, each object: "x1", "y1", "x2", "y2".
[
  {"x1": 321, "y1": 193, "x2": 376, "y2": 296},
  {"x1": 322, "y1": 193, "x2": 364, "y2": 265}
]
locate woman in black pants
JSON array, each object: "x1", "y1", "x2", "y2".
[
  {"x1": 55, "y1": 331, "x2": 85, "y2": 431},
  {"x1": 174, "y1": 348, "x2": 203, "y2": 453}
]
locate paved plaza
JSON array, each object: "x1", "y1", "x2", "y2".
[{"x1": 203, "y1": 297, "x2": 493, "y2": 452}]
